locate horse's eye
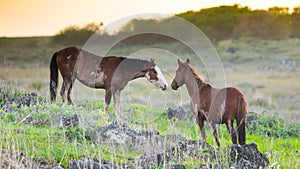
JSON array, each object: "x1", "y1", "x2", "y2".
[{"x1": 152, "y1": 68, "x2": 157, "y2": 74}]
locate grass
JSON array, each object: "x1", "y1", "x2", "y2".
[
  {"x1": 0, "y1": 37, "x2": 299, "y2": 168},
  {"x1": 1, "y1": 37, "x2": 300, "y2": 123},
  {"x1": 0, "y1": 89, "x2": 299, "y2": 168}
]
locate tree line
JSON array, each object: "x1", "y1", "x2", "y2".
[
  {"x1": 54, "y1": 5, "x2": 300, "y2": 45},
  {"x1": 177, "y1": 5, "x2": 300, "y2": 42}
]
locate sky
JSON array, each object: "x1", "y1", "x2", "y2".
[{"x1": 1, "y1": 0, "x2": 300, "y2": 37}]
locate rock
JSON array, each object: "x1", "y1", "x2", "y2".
[
  {"x1": 167, "y1": 104, "x2": 191, "y2": 120},
  {"x1": 68, "y1": 158, "x2": 134, "y2": 169},
  {"x1": 226, "y1": 47, "x2": 236, "y2": 54},
  {"x1": 92, "y1": 121, "x2": 167, "y2": 155},
  {"x1": 134, "y1": 140, "x2": 217, "y2": 168},
  {"x1": 167, "y1": 107, "x2": 186, "y2": 120},
  {"x1": 246, "y1": 114, "x2": 258, "y2": 125},
  {"x1": 60, "y1": 114, "x2": 80, "y2": 129},
  {"x1": 229, "y1": 143, "x2": 269, "y2": 169},
  {"x1": 68, "y1": 158, "x2": 100, "y2": 169},
  {"x1": 0, "y1": 92, "x2": 37, "y2": 112},
  {"x1": 52, "y1": 166, "x2": 64, "y2": 169},
  {"x1": 91, "y1": 121, "x2": 187, "y2": 156},
  {"x1": 168, "y1": 164, "x2": 186, "y2": 169}
]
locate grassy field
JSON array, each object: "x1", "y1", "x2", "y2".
[
  {"x1": 1, "y1": 37, "x2": 299, "y2": 122},
  {"x1": 0, "y1": 89, "x2": 299, "y2": 168},
  {"x1": 0, "y1": 37, "x2": 300, "y2": 168}
]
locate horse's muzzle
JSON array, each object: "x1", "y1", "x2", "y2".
[
  {"x1": 161, "y1": 84, "x2": 167, "y2": 91},
  {"x1": 171, "y1": 82, "x2": 178, "y2": 90}
]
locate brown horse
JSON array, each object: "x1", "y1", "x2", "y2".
[
  {"x1": 50, "y1": 46, "x2": 168, "y2": 120},
  {"x1": 171, "y1": 58, "x2": 247, "y2": 146}
]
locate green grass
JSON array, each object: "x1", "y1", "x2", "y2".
[
  {"x1": 0, "y1": 37, "x2": 300, "y2": 168},
  {"x1": 0, "y1": 93, "x2": 299, "y2": 168}
]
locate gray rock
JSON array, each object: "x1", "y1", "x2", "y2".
[
  {"x1": 229, "y1": 143, "x2": 269, "y2": 169},
  {"x1": 68, "y1": 158, "x2": 134, "y2": 169},
  {"x1": 167, "y1": 104, "x2": 191, "y2": 120},
  {"x1": 92, "y1": 121, "x2": 168, "y2": 155},
  {"x1": 68, "y1": 158, "x2": 100, "y2": 169},
  {"x1": 52, "y1": 166, "x2": 64, "y2": 169},
  {"x1": 60, "y1": 114, "x2": 80, "y2": 129},
  {"x1": 246, "y1": 114, "x2": 258, "y2": 125},
  {"x1": 134, "y1": 140, "x2": 217, "y2": 168},
  {"x1": 168, "y1": 164, "x2": 186, "y2": 169}
]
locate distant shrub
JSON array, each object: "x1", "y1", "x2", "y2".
[
  {"x1": 52, "y1": 22, "x2": 103, "y2": 45},
  {"x1": 291, "y1": 7, "x2": 300, "y2": 38},
  {"x1": 248, "y1": 114, "x2": 299, "y2": 138}
]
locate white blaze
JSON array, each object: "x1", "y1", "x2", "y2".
[
  {"x1": 146, "y1": 66, "x2": 168, "y2": 90},
  {"x1": 154, "y1": 66, "x2": 168, "y2": 87}
]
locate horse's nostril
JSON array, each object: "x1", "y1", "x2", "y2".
[{"x1": 164, "y1": 84, "x2": 166, "y2": 88}]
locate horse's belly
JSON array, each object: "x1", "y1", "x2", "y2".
[{"x1": 77, "y1": 71, "x2": 106, "y2": 89}]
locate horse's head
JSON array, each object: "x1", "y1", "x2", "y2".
[
  {"x1": 171, "y1": 58, "x2": 190, "y2": 90},
  {"x1": 145, "y1": 58, "x2": 168, "y2": 91}
]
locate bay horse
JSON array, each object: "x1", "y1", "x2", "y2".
[
  {"x1": 49, "y1": 46, "x2": 168, "y2": 121},
  {"x1": 171, "y1": 58, "x2": 247, "y2": 146}
]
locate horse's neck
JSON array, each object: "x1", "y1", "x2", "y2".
[
  {"x1": 185, "y1": 75, "x2": 206, "y2": 99},
  {"x1": 132, "y1": 70, "x2": 147, "y2": 80},
  {"x1": 125, "y1": 59, "x2": 150, "y2": 80}
]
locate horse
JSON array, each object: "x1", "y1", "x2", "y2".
[
  {"x1": 171, "y1": 58, "x2": 247, "y2": 146},
  {"x1": 49, "y1": 46, "x2": 168, "y2": 121}
]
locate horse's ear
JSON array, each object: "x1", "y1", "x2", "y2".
[
  {"x1": 186, "y1": 58, "x2": 190, "y2": 64},
  {"x1": 150, "y1": 58, "x2": 155, "y2": 66},
  {"x1": 177, "y1": 58, "x2": 183, "y2": 65}
]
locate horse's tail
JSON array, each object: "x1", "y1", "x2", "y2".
[
  {"x1": 236, "y1": 96, "x2": 247, "y2": 145},
  {"x1": 50, "y1": 51, "x2": 59, "y2": 102}
]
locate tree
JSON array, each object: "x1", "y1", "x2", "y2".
[
  {"x1": 233, "y1": 8, "x2": 289, "y2": 40},
  {"x1": 53, "y1": 22, "x2": 103, "y2": 45},
  {"x1": 291, "y1": 6, "x2": 300, "y2": 38}
]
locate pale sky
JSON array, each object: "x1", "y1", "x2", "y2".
[{"x1": 1, "y1": 0, "x2": 300, "y2": 37}]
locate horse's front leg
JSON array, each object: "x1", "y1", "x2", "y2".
[
  {"x1": 113, "y1": 90, "x2": 121, "y2": 122},
  {"x1": 198, "y1": 116, "x2": 206, "y2": 142},
  {"x1": 195, "y1": 112, "x2": 206, "y2": 142},
  {"x1": 191, "y1": 103, "x2": 207, "y2": 142}
]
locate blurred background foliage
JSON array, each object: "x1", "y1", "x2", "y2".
[{"x1": 50, "y1": 4, "x2": 300, "y2": 45}]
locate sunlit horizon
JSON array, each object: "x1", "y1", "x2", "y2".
[{"x1": 1, "y1": 0, "x2": 300, "y2": 37}]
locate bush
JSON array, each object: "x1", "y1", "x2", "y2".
[
  {"x1": 248, "y1": 114, "x2": 300, "y2": 138},
  {"x1": 52, "y1": 22, "x2": 103, "y2": 45}
]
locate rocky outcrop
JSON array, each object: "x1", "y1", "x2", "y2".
[
  {"x1": 166, "y1": 103, "x2": 192, "y2": 121},
  {"x1": 91, "y1": 121, "x2": 185, "y2": 155},
  {"x1": 229, "y1": 143, "x2": 269, "y2": 169},
  {"x1": 0, "y1": 92, "x2": 37, "y2": 112}
]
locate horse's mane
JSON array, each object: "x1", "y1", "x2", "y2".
[
  {"x1": 122, "y1": 57, "x2": 155, "y2": 70},
  {"x1": 187, "y1": 64, "x2": 204, "y2": 87}
]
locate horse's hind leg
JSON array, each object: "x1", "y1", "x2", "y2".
[
  {"x1": 113, "y1": 90, "x2": 121, "y2": 122},
  {"x1": 226, "y1": 120, "x2": 237, "y2": 144},
  {"x1": 211, "y1": 123, "x2": 220, "y2": 147},
  {"x1": 60, "y1": 80, "x2": 66, "y2": 102},
  {"x1": 104, "y1": 88, "x2": 112, "y2": 113},
  {"x1": 66, "y1": 77, "x2": 75, "y2": 105}
]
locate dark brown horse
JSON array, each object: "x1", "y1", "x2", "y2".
[
  {"x1": 171, "y1": 58, "x2": 247, "y2": 146},
  {"x1": 50, "y1": 46, "x2": 167, "y2": 120}
]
